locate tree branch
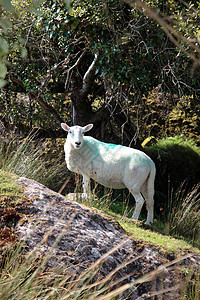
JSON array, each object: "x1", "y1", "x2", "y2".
[
  {"x1": 10, "y1": 74, "x2": 64, "y2": 125},
  {"x1": 64, "y1": 50, "x2": 87, "y2": 89},
  {"x1": 13, "y1": 58, "x2": 52, "y2": 63},
  {"x1": 79, "y1": 54, "x2": 98, "y2": 98}
]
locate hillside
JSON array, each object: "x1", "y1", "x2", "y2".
[{"x1": 0, "y1": 170, "x2": 199, "y2": 299}]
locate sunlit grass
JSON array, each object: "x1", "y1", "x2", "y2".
[{"x1": 118, "y1": 218, "x2": 200, "y2": 255}]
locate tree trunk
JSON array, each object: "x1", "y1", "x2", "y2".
[{"x1": 69, "y1": 54, "x2": 98, "y2": 126}]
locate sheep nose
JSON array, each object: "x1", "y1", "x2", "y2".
[{"x1": 75, "y1": 142, "x2": 81, "y2": 146}]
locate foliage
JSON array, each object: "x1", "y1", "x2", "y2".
[
  {"x1": 129, "y1": 88, "x2": 200, "y2": 144},
  {"x1": 0, "y1": 0, "x2": 199, "y2": 144},
  {"x1": 129, "y1": 86, "x2": 174, "y2": 140},
  {"x1": 145, "y1": 136, "x2": 200, "y2": 216},
  {"x1": 169, "y1": 96, "x2": 200, "y2": 143},
  {"x1": 0, "y1": 0, "x2": 46, "y2": 87}
]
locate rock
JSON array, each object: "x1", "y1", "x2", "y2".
[{"x1": 15, "y1": 177, "x2": 198, "y2": 299}]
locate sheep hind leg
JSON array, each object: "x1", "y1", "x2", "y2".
[
  {"x1": 141, "y1": 184, "x2": 154, "y2": 225},
  {"x1": 146, "y1": 197, "x2": 154, "y2": 225},
  {"x1": 131, "y1": 192, "x2": 144, "y2": 221}
]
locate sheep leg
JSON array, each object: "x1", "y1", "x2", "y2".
[
  {"x1": 82, "y1": 174, "x2": 91, "y2": 194},
  {"x1": 141, "y1": 183, "x2": 154, "y2": 225},
  {"x1": 145, "y1": 206, "x2": 154, "y2": 225},
  {"x1": 131, "y1": 192, "x2": 144, "y2": 221},
  {"x1": 144, "y1": 194, "x2": 154, "y2": 225}
]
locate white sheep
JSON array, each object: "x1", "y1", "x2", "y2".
[{"x1": 61, "y1": 123, "x2": 156, "y2": 225}]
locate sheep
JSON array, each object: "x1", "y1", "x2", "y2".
[{"x1": 61, "y1": 123, "x2": 156, "y2": 225}]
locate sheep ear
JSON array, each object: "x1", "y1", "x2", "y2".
[
  {"x1": 83, "y1": 124, "x2": 93, "y2": 132},
  {"x1": 61, "y1": 123, "x2": 70, "y2": 132}
]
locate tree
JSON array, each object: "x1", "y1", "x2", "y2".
[{"x1": 0, "y1": 0, "x2": 199, "y2": 144}]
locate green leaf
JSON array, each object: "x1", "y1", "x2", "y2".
[
  {"x1": 18, "y1": 37, "x2": 26, "y2": 45},
  {"x1": 21, "y1": 48, "x2": 27, "y2": 58},
  {"x1": 0, "y1": 0, "x2": 14, "y2": 12},
  {"x1": 63, "y1": 0, "x2": 73, "y2": 15},
  {"x1": 0, "y1": 79, "x2": 7, "y2": 88},
  {"x1": 0, "y1": 38, "x2": 9, "y2": 56},
  {"x1": 0, "y1": 63, "x2": 7, "y2": 78},
  {"x1": 0, "y1": 18, "x2": 13, "y2": 32}
]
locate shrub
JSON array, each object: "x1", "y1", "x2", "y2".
[{"x1": 145, "y1": 136, "x2": 200, "y2": 216}]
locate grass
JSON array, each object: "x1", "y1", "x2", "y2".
[
  {"x1": 0, "y1": 134, "x2": 68, "y2": 192},
  {"x1": 0, "y1": 170, "x2": 21, "y2": 197},
  {"x1": 119, "y1": 218, "x2": 200, "y2": 255},
  {"x1": 0, "y1": 134, "x2": 200, "y2": 298},
  {"x1": 168, "y1": 183, "x2": 200, "y2": 244},
  {"x1": 152, "y1": 136, "x2": 200, "y2": 154},
  {"x1": 181, "y1": 270, "x2": 200, "y2": 300},
  {"x1": 0, "y1": 170, "x2": 25, "y2": 246}
]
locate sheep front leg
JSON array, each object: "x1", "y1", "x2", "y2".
[{"x1": 82, "y1": 174, "x2": 91, "y2": 195}]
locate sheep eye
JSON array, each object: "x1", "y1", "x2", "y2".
[{"x1": 69, "y1": 131, "x2": 72, "y2": 134}]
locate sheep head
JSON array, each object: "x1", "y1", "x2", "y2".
[{"x1": 61, "y1": 123, "x2": 93, "y2": 149}]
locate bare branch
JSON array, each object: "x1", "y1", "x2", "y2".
[
  {"x1": 80, "y1": 54, "x2": 98, "y2": 98},
  {"x1": 64, "y1": 50, "x2": 87, "y2": 89},
  {"x1": 10, "y1": 74, "x2": 64, "y2": 124},
  {"x1": 122, "y1": 0, "x2": 200, "y2": 65},
  {"x1": 13, "y1": 58, "x2": 52, "y2": 63}
]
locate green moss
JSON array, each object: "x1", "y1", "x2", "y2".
[
  {"x1": 0, "y1": 170, "x2": 25, "y2": 247},
  {"x1": 0, "y1": 170, "x2": 21, "y2": 197}
]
